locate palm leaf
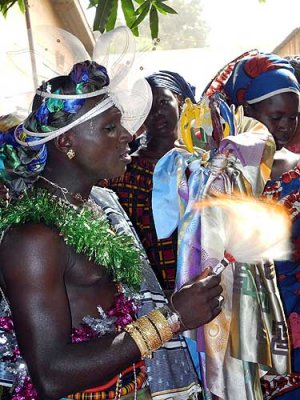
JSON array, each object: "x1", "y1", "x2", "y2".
[
  {"x1": 0, "y1": 0, "x2": 22, "y2": 17},
  {"x1": 93, "y1": 0, "x2": 114, "y2": 32},
  {"x1": 154, "y1": 1, "x2": 177, "y2": 15},
  {"x1": 121, "y1": 0, "x2": 139, "y2": 36},
  {"x1": 105, "y1": 0, "x2": 118, "y2": 31},
  {"x1": 150, "y1": 5, "x2": 158, "y2": 40},
  {"x1": 131, "y1": 0, "x2": 150, "y2": 29}
]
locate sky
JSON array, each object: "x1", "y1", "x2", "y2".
[
  {"x1": 202, "y1": 0, "x2": 299, "y2": 53},
  {"x1": 80, "y1": 0, "x2": 299, "y2": 53},
  {"x1": 80, "y1": 0, "x2": 300, "y2": 94}
]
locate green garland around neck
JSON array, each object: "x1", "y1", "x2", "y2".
[{"x1": 0, "y1": 189, "x2": 142, "y2": 289}]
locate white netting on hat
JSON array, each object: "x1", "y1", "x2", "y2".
[
  {"x1": 92, "y1": 26, "x2": 152, "y2": 135},
  {"x1": 1, "y1": 25, "x2": 152, "y2": 143},
  {"x1": 0, "y1": 26, "x2": 90, "y2": 117}
]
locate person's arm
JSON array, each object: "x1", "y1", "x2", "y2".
[
  {"x1": 0, "y1": 223, "x2": 222, "y2": 399},
  {"x1": 0, "y1": 223, "x2": 140, "y2": 399},
  {"x1": 270, "y1": 148, "x2": 299, "y2": 179}
]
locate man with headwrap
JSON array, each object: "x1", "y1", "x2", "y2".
[
  {"x1": 103, "y1": 70, "x2": 197, "y2": 294},
  {"x1": 0, "y1": 28, "x2": 225, "y2": 399}
]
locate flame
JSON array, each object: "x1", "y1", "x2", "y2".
[{"x1": 196, "y1": 193, "x2": 291, "y2": 262}]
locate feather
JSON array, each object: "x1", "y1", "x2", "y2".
[{"x1": 196, "y1": 193, "x2": 291, "y2": 273}]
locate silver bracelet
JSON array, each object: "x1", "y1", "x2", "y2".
[{"x1": 159, "y1": 305, "x2": 181, "y2": 335}]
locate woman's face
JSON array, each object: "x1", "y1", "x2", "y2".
[
  {"x1": 144, "y1": 87, "x2": 181, "y2": 136},
  {"x1": 246, "y1": 92, "x2": 299, "y2": 150},
  {"x1": 73, "y1": 106, "x2": 132, "y2": 180}
]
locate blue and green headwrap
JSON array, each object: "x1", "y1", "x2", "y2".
[{"x1": 1, "y1": 61, "x2": 110, "y2": 183}]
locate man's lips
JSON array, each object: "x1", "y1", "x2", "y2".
[
  {"x1": 153, "y1": 118, "x2": 168, "y2": 130},
  {"x1": 119, "y1": 148, "x2": 131, "y2": 163}
]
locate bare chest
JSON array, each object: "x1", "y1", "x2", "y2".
[{"x1": 65, "y1": 251, "x2": 117, "y2": 327}]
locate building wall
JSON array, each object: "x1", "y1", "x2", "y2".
[
  {"x1": 0, "y1": 0, "x2": 94, "y2": 54},
  {"x1": 274, "y1": 28, "x2": 300, "y2": 56}
]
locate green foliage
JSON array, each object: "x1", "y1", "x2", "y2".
[
  {"x1": 149, "y1": 5, "x2": 158, "y2": 39},
  {"x1": 90, "y1": 0, "x2": 177, "y2": 38},
  {"x1": 0, "y1": 0, "x2": 267, "y2": 40},
  {"x1": 137, "y1": 0, "x2": 209, "y2": 50},
  {"x1": 0, "y1": 0, "x2": 24, "y2": 17},
  {"x1": 92, "y1": 0, "x2": 113, "y2": 31},
  {"x1": 121, "y1": 0, "x2": 139, "y2": 36},
  {"x1": 105, "y1": 0, "x2": 118, "y2": 31}
]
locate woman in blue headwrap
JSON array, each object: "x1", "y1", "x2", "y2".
[
  {"x1": 285, "y1": 55, "x2": 300, "y2": 154},
  {"x1": 223, "y1": 53, "x2": 299, "y2": 153},
  {"x1": 102, "y1": 70, "x2": 197, "y2": 294}
]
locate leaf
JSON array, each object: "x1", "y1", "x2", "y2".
[
  {"x1": 135, "y1": 0, "x2": 150, "y2": 15},
  {"x1": 130, "y1": 0, "x2": 150, "y2": 29},
  {"x1": 121, "y1": 0, "x2": 139, "y2": 36},
  {"x1": 17, "y1": 0, "x2": 24, "y2": 13},
  {"x1": 0, "y1": 0, "x2": 20, "y2": 17},
  {"x1": 133, "y1": 0, "x2": 144, "y2": 4},
  {"x1": 154, "y1": 1, "x2": 177, "y2": 15},
  {"x1": 93, "y1": 0, "x2": 113, "y2": 32},
  {"x1": 87, "y1": 0, "x2": 98, "y2": 9},
  {"x1": 105, "y1": 0, "x2": 118, "y2": 31},
  {"x1": 149, "y1": 6, "x2": 158, "y2": 40}
]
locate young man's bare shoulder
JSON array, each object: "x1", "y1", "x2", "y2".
[
  {"x1": 2, "y1": 222, "x2": 62, "y2": 248},
  {"x1": 0, "y1": 222, "x2": 68, "y2": 275}
]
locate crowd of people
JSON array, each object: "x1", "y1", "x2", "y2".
[{"x1": 0, "y1": 25, "x2": 299, "y2": 400}]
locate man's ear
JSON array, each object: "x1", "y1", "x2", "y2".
[
  {"x1": 53, "y1": 132, "x2": 74, "y2": 155},
  {"x1": 176, "y1": 94, "x2": 184, "y2": 112}
]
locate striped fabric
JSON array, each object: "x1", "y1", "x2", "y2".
[{"x1": 66, "y1": 362, "x2": 147, "y2": 399}]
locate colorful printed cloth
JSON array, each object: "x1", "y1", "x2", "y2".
[
  {"x1": 287, "y1": 143, "x2": 300, "y2": 154},
  {"x1": 104, "y1": 157, "x2": 178, "y2": 291},
  {"x1": 152, "y1": 130, "x2": 289, "y2": 400},
  {"x1": 261, "y1": 162, "x2": 300, "y2": 399}
]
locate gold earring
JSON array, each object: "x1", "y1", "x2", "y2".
[{"x1": 67, "y1": 149, "x2": 75, "y2": 160}]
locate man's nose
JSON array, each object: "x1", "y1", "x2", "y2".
[{"x1": 120, "y1": 125, "x2": 133, "y2": 142}]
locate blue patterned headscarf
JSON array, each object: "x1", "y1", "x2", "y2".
[
  {"x1": 146, "y1": 70, "x2": 197, "y2": 103},
  {"x1": 0, "y1": 61, "x2": 109, "y2": 188},
  {"x1": 224, "y1": 53, "x2": 300, "y2": 105}
]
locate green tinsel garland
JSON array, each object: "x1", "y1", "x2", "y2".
[{"x1": 0, "y1": 189, "x2": 142, "y2": 289}]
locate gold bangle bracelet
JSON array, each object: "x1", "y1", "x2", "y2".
[
  {"x1": 124, "y1": 323, "x2": 152, "y2": 359},
  {"x1": 147, "y1": 309, "x2": 173, "y2": 343},
  {"x1": 134, "y1": 316, "x2": 162, "y2": 352}
]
